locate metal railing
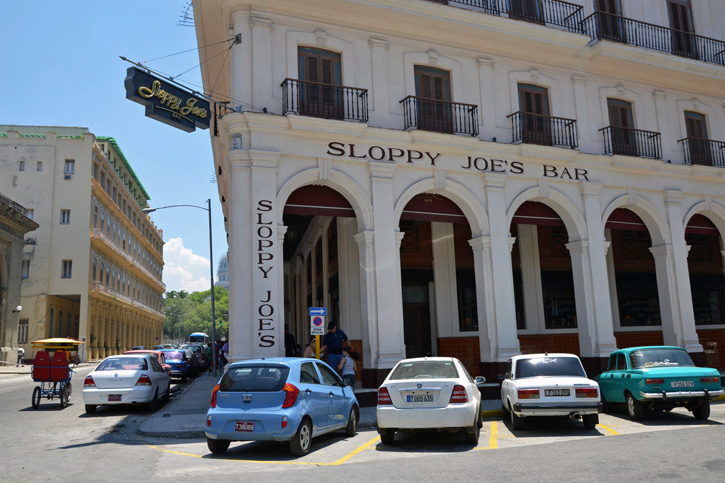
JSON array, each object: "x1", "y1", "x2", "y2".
[
  {"x1": 507, "y1": 111, "x2": 577, "y2": 148},
  {"x1": 678, "y1": 138, "x2": 725, "y2": 167},
  {"x1": 581, "y1": 11, "x2": 725, "y2": 66},
  {"x1": 400, "y1": 96, "x2": 479, "y2": 136},
  {"x1": 281, "y1": 78, "x2": 368, "y2": 123},
  {"x1": 599, "y1": 126, "x2": 661, "y2": 159},
  {"x1": 429, "y1": 0, "x2": 584, "y2": 33}
]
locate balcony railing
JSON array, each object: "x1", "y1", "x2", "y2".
[
  {"x1": 281, "y1": 78, "x2": 368, "y2": 123},
  {"x1": 599, "y1": 126, "x2": 661, "y2": 159},
  {"x1": 678, "y1": 138, "x2": 725, "y2": 168},
  {"x1": 400, "y1": 96, "x2": 479, "y2": 136},
  {"x1": 507, "y1": 111, "x2": 577, "y2": 148},
  {"x1": 428, "y1": 0, "x2": 584, "y2": 33},
  {"x1": 581, "y1": 11, "x2": 725, "y2": 66}
]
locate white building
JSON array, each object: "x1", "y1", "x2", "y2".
[
  {"x1": 0, "y1": 126, "x2": 166, "y2": 361},
  {"x1": 194, "y1": 0, "x2": 725, "y2": 385},
  {"x1": 215, "y1": 252, "x2": 229, "y2": 289}
]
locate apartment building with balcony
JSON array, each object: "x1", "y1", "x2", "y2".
[
  {"x1": 194, "y1": 0, "x2": 725, "y2": 384},
  {"x1": 0, "y1": 126, "x2": 166, "y2": 362}
]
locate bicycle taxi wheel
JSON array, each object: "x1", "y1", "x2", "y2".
[{"x1": 32, "y1": 386, "x2": 41, "y2": 409}]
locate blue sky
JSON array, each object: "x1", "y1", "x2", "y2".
[{"x1": 1, "y1": 1, "x2": 227, "y2": 293}]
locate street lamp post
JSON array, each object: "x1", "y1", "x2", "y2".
[{"x1": 142, "y1": 199, "x2": 218, "y2": 376}]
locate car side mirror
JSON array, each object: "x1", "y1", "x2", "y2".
[
  {"x1": 341, "y1": 378, "x2": 350, "y2": 387},
  {"x1": 475, "y1": 376, "x2": 486, "y2": 385}
]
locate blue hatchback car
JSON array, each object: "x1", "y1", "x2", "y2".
[
  {"x1": 205, "y1": 357, "x2": 359, "y2": 456},
  {"x1": 160, "y1": 349, "x2": 195, "y2": 381}
]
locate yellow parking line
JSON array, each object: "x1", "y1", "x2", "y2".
[
  {"x1": 474, "y1": 421, "x2": 498, "y2": 450},
  {"x1": 142, "y1": 434, "x2": 381, "y2": 466},
  {"x1": 597, "y1": 424, "x2": 620, "y2": 436}
]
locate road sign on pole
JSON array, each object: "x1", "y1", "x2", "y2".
[
  {"x1": 309, "y1": 307, "x2": 327, "y2": 316},
  {"x1": 310, "y1": 315, "x2": 325, "y2": 336}
]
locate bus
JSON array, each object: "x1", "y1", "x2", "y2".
[{"x1": 189, "y1": 332, "x2": 209, "y2": 345}]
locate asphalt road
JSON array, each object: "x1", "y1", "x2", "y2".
[{"x1": 2, "y1": 369, "x2": 724, "y2": 482}]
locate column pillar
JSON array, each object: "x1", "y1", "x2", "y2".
[
  {"x1": 653, "y1": 91, "x2": 672, "y2": 160},
  {"x1": 476, "y1": 58, "x2": 496, "y2": 137},
  {"x1": 250, "y1": 16, "x2": 273, "y2": 111},
  {"x1": 368, "y1": 38, "x2": 389, "y2": 125},
  {"x1": 230, "y1": 9, "x2": 252, "y2": 111},
  {"x1": 571, "y1": 75, "x2": 592, "y2": 149}
]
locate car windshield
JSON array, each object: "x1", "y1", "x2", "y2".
[
  {"x1": 220, "y1": 365, "x2": 290, "y2": 392},
  {"x1": 389, "y1": 360, "x2": 459, "y2": 380},
  {"x1": 515, "y1": 357, "x2": 586, "y2": 378},
  {"x1": 164, "y1": 350, "x2": 185, "y2": 361},
  {"x1": 97, "y1": 357, "x2": 148, "y2": 371},
  {"x1": 629, "y1": 349, "x2": 695, "y2": 369}
]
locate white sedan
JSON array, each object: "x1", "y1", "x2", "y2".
[
  {"x1": 82, "y1": 354, "x2": 171, "y2": 414},
  {"x1": 377, "y1": 357, "x2": 486, "y2": 445},
  {"x1": 500, "y1": 353, "x2": 601, "y2": 430}
]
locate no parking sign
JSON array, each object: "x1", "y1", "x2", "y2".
[{"x1": 310, "y1": 315, "x2": 325, "y2": 335}]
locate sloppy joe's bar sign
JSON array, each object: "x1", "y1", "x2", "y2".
[
  {"x1": 124, "y1": 67, "x2": 210, "y2": 133},
  {"x1": 326, "y1": 141, "x2": 590, "y2": 181}
]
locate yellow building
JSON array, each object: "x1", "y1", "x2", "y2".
[{"x1": 0, "y1": 126, "x2": 165, "y2": 361}]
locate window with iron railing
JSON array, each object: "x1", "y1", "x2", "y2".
[{"x1": 599, "y1": 126, "x2": 662, "y2": 159}]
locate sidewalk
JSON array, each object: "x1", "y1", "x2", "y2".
[{"x1": 137, "y1": 374, "x2": 505, "y2": 439}]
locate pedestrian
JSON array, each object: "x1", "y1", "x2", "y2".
[
  {"x1": 220, "y1": 340, "x2": 229, "y2": 372},
  {"x1": 284, "y1": 324, "x2": 297, "y2": 357},
  {"x1": 16, "y1": 347, "x2": 24, "y2": 367},
  {"x1": 303, "y1": 338, "x2": 316, "y2": 358},
  {"x1": 320, "y1": 321, "x2": 348, "y2": 370},
  {"x1": 206, "y1": 342, "x2": 214, "y2": 375},
  {"x1": 337, "y1": 346, "x2": 359, "y2": 388}
]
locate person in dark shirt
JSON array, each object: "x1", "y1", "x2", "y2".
[
  {"x1": 321, "y1": 321, "x2": 347, "y2": 371},
  {"x1": 284, "y1": 324, "x2": 297, "y2": 357}
]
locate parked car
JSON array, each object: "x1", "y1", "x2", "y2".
[
  {"x1": 161, "y1": 349, "x2": 196, "y2": 381},
  {"x1": 154, "y1": 345, "x2": 164, "y2": 350},
  {"x1": 205, "y1": 357, "x2": 359, "y2": 456},
  {"x1": 123, "y1": 349, "x2": 172, "y2": 377},
  {"x1": 82, "y1": 354, "x2": 170, "y2": 414},
  {"x1": 188, "y1": 344, "x2": 208, "y2": 371},
  {"x1": 376, "y1": 357, "x2": 486, "y2": 445},
  {"x1": 183, "y1": 347, "x2": 200, "y2": 375},
  {"x1": 501, "y1": 353, "x2": 601, "y2": 430},
  {"x1": 594, "y1": 346, "x2": 723, "y2": 421}
]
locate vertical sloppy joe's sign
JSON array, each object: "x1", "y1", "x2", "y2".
[{"x1": 124, "y1": 67, "x2": 210, "y2": 132}]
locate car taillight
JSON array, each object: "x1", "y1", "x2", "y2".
[
  {"x1": 700, "y1": 377, "x2": 719, "y2": 383},
  {"x1": 646, "y1": 379, "x2": 665, "y2": 385},
  {"x1": 518, "y1": 389, "x2": 540, "y2": 399},
  {"x1": 207, "y1": 415, "x2": 212, "y2": 427},
  {"x1": 449, "y1": 385, "x2": 468, "y2": 404},
  {"x1": 575, "y1": 387, "x2": 599, "y2": 398},
  {"x1": 210, "y1": 384, "x2": 220, "y2": 408},
  {"x1": 282, "y1": 383, "x2": 300, "y2": 408},
  {"x1": 136, "y1": 375, "x2": 152, "y2": 386},
  {"x1": 84, "y1": 375, "x2": 95, "y2": 388},
  {"x1": 378, "y1": 387, "x2": 392, "y2": 405}
]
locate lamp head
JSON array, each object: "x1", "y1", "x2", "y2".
[{"x1": 13, "y1": 305, "x2": 22, "y2": 313}]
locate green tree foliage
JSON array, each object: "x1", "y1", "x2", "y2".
[{"x1": 163, "y1": 287, "x2": 229, "y2": 343}]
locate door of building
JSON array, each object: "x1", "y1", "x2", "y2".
[
  {"x1": 668, "y1": 0, "x2": 696, "y2": 58},
  {"x1": 298, "y1": 47, "x2": 343, "y2": 119},
  {"x1": 607, "y1": 99, "x2": 637, "y2": 155},
  {"x1": 414, "y1": 66, "x2": 453, "y2": 133},
  {"x1": 518, "y1": 84, "x2": 552, "y2": 145},
  {"x1": 595, "y1": 0, "x2": 625, "y2": 42},
  {"x1": 402, "y1": 283, "x2": 432, "y2": 359},
  {"x1": 685, "y1": 111, "x2": 711, "y2": 165}
]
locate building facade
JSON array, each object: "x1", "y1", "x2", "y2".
[
  {"x1": 194, "y1": 0, "x2": 725, "y2": 384},
  {"x1": 0, "y1": 192, "x2": 39, "y2": 364},
  {"x1": 215, "y1": 251, "x2": 229, "y2": 289},
  {"x1": 0, "y1": 126, "x2": 166, "y2": 361}
]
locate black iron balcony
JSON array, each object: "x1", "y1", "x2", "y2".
[
  {"x1": 400, "y1": 96, "x2": 479, "y2": 136},
  {"x1": 507, "y1": 111, "x2": 577, "y2": 148},
  {"x1": 678, "y1": 138, "x2": 725, "y2": 168},
  {"x1": 581, "y1": 11, "x2": 725, "y2": 66},
  {"x1": 600, "y1": 126, "x2": 661, "y2": 159},
  {"x1": 281, "y1": 78, "x2": 369, "y2": 123},
  {"x1": 426, "y1": 0, "x2": 584, "y2": 33}
]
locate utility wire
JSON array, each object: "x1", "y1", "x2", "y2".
[{"x1": 140, "y1": 38, "x2": 233, "y2": 64}]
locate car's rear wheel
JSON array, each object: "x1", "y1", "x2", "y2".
[
  {"x1": 692, "y1": 400, "x2": 710, "y2": 420},
  {"x1": 582, "y1": 414, "x2": 598, "y2": 430},
  {"x1": 207, "y1": 438, "x2": 230, "y2": 455},
  {"x1": 626, "y1": 393, "x2": 645, "y2": 421},
  {"x1": 509, "y1": 403, "x2": 524, "y2": 430},
  {"x1": 163, "y1": 382, "x2": 171, "y2": 403},
  {"x1": 85, "y1": 404, "x2": 97, "y2": 414},
  {"x1": 147, "y1": 389, "x2": 159, "y2": 412},
  {"x1": 290, "y1": 418, "x2": 312, "y2": 456},
  {"x1": 379, "y1": 429, "x2": 395, "y2": 445},
  {"x1": 345, "y1": 407, "x2": 358, "y2": 436},
  {"x1": 465, "y1": 411, "x2": 481, "y2": 445}
]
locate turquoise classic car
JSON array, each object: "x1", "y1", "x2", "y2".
[{"x1": 594, "y1": 346, "x2": 723, "y2": 421}]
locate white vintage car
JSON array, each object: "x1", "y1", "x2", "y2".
[
  {"x1": 500, "y1": 353, "x2": 601, "y2": 430},
  {"x1": 377, "y1": 357, "x2": 486, "y2": 445}
]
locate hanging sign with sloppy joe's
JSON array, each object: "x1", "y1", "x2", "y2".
[{"x1": 124, "y1": 67, "x2": 210, "y2": 132}]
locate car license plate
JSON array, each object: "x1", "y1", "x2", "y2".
[
  {"x1": 407, "y1": 394, "x2": 433, "y2": 403},
  {"x1": 544, "y1": 389, "x2": 570, "y2": 397},
  {"x1": 108, "y1": 394, "x2": 122, "y2": 402},
  {"x1": 671, "y1": 381, "x2": 694, "y2": 388},
  {"x1": 235, "y1": 421, "x2": 254, "y2": 432}
]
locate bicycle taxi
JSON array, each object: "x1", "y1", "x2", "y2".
[{"x1": 30, "y1": 338, "x2": 84, "y2": 409}]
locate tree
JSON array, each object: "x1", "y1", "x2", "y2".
[{"x1": 162, "y1": 287, "x2": 229, "y2": 343}]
